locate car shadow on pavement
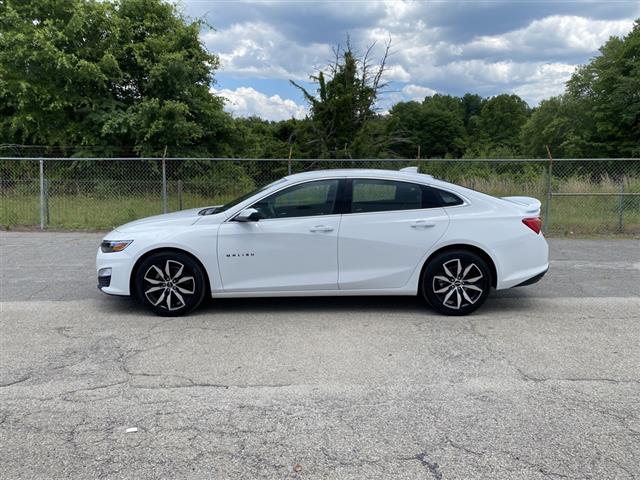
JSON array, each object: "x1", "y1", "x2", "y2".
[{"x1": 97, "y1": 289, "x2": 536, "y2": 317}]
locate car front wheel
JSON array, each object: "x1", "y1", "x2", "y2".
[
  {"x1": 135, "y1": 251, "x2": 206, "y2": 316},
  {"x1": 422, "y1": 250, "x2": 491, "y2": 316}
]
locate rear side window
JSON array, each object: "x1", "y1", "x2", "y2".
[
  {"x1": 422, "y1": 186, "x2": 464, "y2": 207},
  {"x1": 351, "y1": 179, "x2": 422, "y2": 213},
  {"x1": 350, "y1": 179, "x2": 463, "y2": 213}
]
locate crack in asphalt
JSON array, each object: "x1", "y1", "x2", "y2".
[
  {"x1": 2, "y1": 293, "x2": 639, "y2": 479},
  {"x1": 402, "y1": 452, "x2": 443, "y2": 480},
  {"x1": 499, "y1": 450, "x2": 575, "y2": 479},
  {"x1": 444, "y1": 436, "x2": 483, "y2": 457},
  {"x1": 516, "y1": 368, "x2": 640, "y2": 384},
  {"x1": 468, "y1": 319, "x2": 640, "y2": 386},
  {"x1": 0, "y1": 375, "x2": 31, "y2": 387}
]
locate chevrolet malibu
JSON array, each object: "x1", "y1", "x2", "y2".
[{"x1": 97, "y1": 167, "x2": 548, "y2": 316}]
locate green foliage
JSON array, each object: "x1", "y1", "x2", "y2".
[
  {"x1": 566, "y1": 20, "x2": 640, "y2": 157},
  {"x1": 290, "y1": 42, "x2": 390, "y2": 158},
  {"x1": 0, "y1": 0, "x2": 229, "y2": 156},
  {"x1": 461, "y1": 93, "x2": 485, "y2": 133},
  {"x1": 474, "y1": 94, "x2": 530, "y2": 152},
  {"x1": 520, "y1": 95, "x2": 593, "y2": 158},
  {"x1": 387, "y1": 99, "x2": 466, "y2": 158},
  {"x1": 522, "y1": 20, "x2": 640, "y2": 158},
  {"x1": 1, "y1": 2, "x2": 638, "y2": 162}
]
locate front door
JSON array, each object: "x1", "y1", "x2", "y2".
[{"x1": 217, "y1": 179, "x2": 342, "y2": 292}]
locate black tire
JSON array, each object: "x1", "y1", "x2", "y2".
[
  {"x1": 134, "y1": 251, "x2": 206, "y2": 316},
  {"x1": 422, "y1": 250, "x2": 491, "y2": 316}
]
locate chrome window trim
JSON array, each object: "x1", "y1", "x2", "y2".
[
  {"x1": 223, "y1": 174, "x2": 470, "y2": 222},
  {"x1": 226, "y1": 178, "x2": 343, "y2": 222},
  {"x1": 345, "y1": 177, "x2": 469, "y2": 215}
]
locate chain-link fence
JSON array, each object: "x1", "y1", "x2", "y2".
[{"x1": 1, "y1": 157, "x2": 639, "y2": 235}]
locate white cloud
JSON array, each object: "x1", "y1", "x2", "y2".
[
  {"x1": 427, "y1": 59, "x2": 575, "y2": 85},
  {"x1": 467, "y1": 16, "x2": 634, "y2": 56},
  {"x1": 385, "y1": 64, "x2": 411, "y2": 82},
  {"x1": 202, "y1": 22, "x2": 332, "y2": 80},
  {"x1": 410, "y1": 59, "x2": 577, "y2": 104},
  {"x1": 213, "y1": 87, "x2": 307, "y2": 121},
  {"x1": 197, "y1": 4, "x2": 638, "y2": 108},
  {"x1": 376, "y1": 84, "x2": 437, "y2": 114},
  {"x1": 401, "y1": 84, "x2": 437, "y2": 101},
  {"x1": 511, "y1": 63, "x2": 577, "y2": 105}
]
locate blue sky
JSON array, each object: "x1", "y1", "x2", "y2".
[{"x1": 180, "y1": 0, "x2": 639, "y2": 120}]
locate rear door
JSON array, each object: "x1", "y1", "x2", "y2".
[
  {"x1": 338, "y1": 178, "x2": 451, "y2": 289},
  {"x1": 217, "y1": 179, "x2": 343, "y2": 292}
]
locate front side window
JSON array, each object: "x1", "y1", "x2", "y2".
[{"x1": 252, "y1": 179, "x2": 340, "y2": 219}]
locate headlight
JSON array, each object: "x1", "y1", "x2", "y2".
[{"x1": 100, "y1": 240, "x2": 133, "y2": 253}]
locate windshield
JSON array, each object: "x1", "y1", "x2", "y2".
[{"x1": 200, "y1": 178, "x2": 287, "y2": 215}]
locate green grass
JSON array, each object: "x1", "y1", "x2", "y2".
[
  {"x1": 1, "y1": 177, "x2": 638, "y2": 235},
  {"x1": 0, "y1": 192, "x2": 239, "y2": 231},
  {"x1": 454, "y1": 175, "x2": 640, "y2": 235}
]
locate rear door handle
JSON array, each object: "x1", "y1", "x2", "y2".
[
  {"x1": 411, "y1": 220, "x2": 436, "y2": 229},
  {"x1": 310, "y1": 225, "x2": 334, "y2": 233}
]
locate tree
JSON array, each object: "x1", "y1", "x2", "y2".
[
  {"x1": 290, "y1": 40, "x2": 390, "y2": 158},
  {"x1": 520, "y1": 95, "x2": 593, "y2": 158},
  {"x1": 476, "y1": 94, "x2": 530, "y2": 153},
  {"x1": 387, "y1": 100, "x2": 466, "y2": 158},
  {"x1": 520, "y1": 19, "x2": 640, "y2": 159},
  {"x1": 565, "y1": 19, "x2": 640, "y2": 157},
  {"x1": 460, "y1": 93, "x2": 485, "y2": 135},
  {"x1": 0, "y1": 0, "x2": 229, "y2": 156},
  {"x1": 422, "y1": 94, "x2": 463, "y2": 118}
]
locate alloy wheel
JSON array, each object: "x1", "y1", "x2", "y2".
[
  {"x1": 432, "y1": 258, "x2": 484, "y2": 310},
  {"x1": 143, "y1": 260, "x2": 195, "y2": 311}
]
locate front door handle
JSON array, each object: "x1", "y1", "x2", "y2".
[
  {"x1": 310, "y1": 225, "x2": 334, "y2": 233},
  {"x1": 411, "y1": 220, "x2": 436, "y2": 229}
]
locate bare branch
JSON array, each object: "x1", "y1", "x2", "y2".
[{"x1": 289, "y1": 80, "x2": 318, "y2": 107}]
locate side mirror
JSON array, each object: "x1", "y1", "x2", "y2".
[{"x1": 235, "y1": 208, "x2": 261, "y2": 222}]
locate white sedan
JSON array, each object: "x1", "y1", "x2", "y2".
[{"x1": 97, "y1": 167, "x2": 548, "y2": 316}]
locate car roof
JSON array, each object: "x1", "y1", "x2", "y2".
[
  {"x1": 285, "y1": 168, "x2": 435, "y2": 183},
  {"x1": 219, "y1": 167, "x2": 493, "y2": 219},
  {"x1": 282, "y1": 168, "x2": 481, "y2": 202}
]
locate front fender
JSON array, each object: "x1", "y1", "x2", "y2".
[{"x1": 130, "y1": 225, "x2": 222, "y2": 294}]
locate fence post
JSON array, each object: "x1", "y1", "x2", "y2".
[
  {"x1": 39, "y1": 159, "x2": 45, "y2": 230},
  {"x1": 543, "y1": 146, "x2": 553, "y2": 234},
  {"x1": 617, "y1": 181, "x2": 625, "y2": 233},
  {"x1": 288, "y1": 146, "x2": 292, "y2": 175},
  {"x1": 161, "y1": 146, "x2": 168, "y2": 214},
  {"x1": 177, "y1": 180, "x2": 183, "y2": 211},
  {"x1": 43, "y1": 178, "x2": 50, "y2": 226}
]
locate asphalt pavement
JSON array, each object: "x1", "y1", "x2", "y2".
[{"x1": 0, "y1": 231, "x2": 639, "y2": 479}]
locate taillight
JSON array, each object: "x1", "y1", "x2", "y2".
[{"x1": 522, "y1": 217, "x2": 542, "y2": 234}]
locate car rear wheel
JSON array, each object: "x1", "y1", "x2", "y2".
[
  {"x1": 422, "y1": 250, "x2": 491, "y2": 316},
  {"x1": 135, "y1": 251, "x2": 206, "y2": 316}
]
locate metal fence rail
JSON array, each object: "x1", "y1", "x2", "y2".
[{"x1": 1, "y1": 157, "x2": 639, "y2": 235}]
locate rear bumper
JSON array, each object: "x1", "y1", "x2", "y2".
[
  {"x1": 493, "y1": 230, "x2": 549, "y2": 290},
  {"x1": 513, "y1": 268, "x2": 548, "y2": 287}
]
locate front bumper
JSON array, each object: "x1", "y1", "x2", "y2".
[
  {"x1": 97, "y1": 268, "x2": 112, "y2": 288},
  {"x1": 96, "y1": 248, "x2": 134, "y2": 296}
]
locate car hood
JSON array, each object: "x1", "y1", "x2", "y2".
[{"x1": 113, "y1": 207, "x2": 219, "y2": 233}]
